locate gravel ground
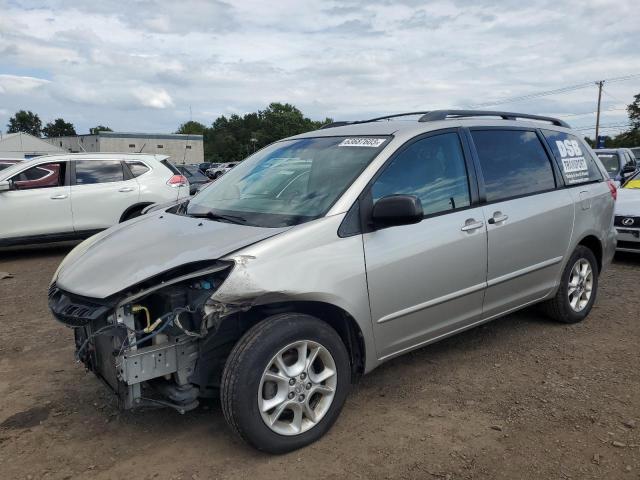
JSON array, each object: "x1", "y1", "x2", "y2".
[{"x1": 0, "y1": 244, "x2": 639, "y2": 480}]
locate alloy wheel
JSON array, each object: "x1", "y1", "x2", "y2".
[
  {"x1": 258, "y1": 340, "x2": 337, "y2": 436},
  {"x1": 567, "y1": 259, "x2": 593, "y2": 312}
]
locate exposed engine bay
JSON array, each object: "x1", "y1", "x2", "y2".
[{"x1": 48, "y1": 261, "x2": 240, "y2": 413}]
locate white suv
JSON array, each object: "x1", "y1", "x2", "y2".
[{"x1": 0, "y1": 153, "x2": 189, "y2": 247}]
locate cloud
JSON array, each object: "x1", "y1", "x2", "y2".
[
  {"x1": 0, "y1": 74, "x2": 50, "y2": 95},
  {"x1": 0, "y1": 0, "x2": 638, "y2": 137},
  {"x1": 132, "y1": 87, "x2": 174, "y2": 109}
]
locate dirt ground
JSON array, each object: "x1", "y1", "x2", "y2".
[{"x1": 0, "y1": 244, "x2": 639, "y2": 480}]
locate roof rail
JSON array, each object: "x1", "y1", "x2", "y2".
[
  {"x1": 319, "y1": 121, "x2": 353, "y2": 129},
  {"x1": 320, "y1": 111, "x2": 432, "y2": 129},
  {"x1": 418, "y1": 110, "x2": 570, "y2": 128}
]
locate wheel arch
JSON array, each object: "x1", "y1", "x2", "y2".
[
  {"x1": 228, "y1": 300, "x2": 367, "y2": 381},
  {"x1": 119, "y1": 202, "x2": 154, "y2": 223},
  {"x1": 576, "y1": 234, "x2": 603, "y2": 273}
]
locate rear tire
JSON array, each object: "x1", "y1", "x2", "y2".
[
  {"x1": 541, "y1": 246, "x2": 598, "y2": 323},
  {"x1": 220, "y1": 313, "x2": 351, "y2": 453}
]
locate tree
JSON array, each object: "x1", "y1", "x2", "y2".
[
  {"x1": 584, "y1": 91, "x2": 640, "y2": 148},
  {"x1": 42, "y1": 118, "x2": 76, "y2": 137},
  {"x1": 7, "y1": 110, "x2": 42, "y2": 136},
  {"x1": 202, "y1": 103, "x2": 332, "y2": 162},
  {"x1": 176, "y1": 120, "x2": 206, "y2": 135},
  {"x1": 628, "y1": 93, "x2": 640, "y2": 130},
  {"x1": 89, "y1": 125, "x2": 113, "y2": 135}
]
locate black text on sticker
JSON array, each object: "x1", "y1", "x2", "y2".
[{"x1": 339, "y1": 138, "x2": 386, "y2": 147}]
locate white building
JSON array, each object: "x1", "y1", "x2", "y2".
[
  {"x1": 47, "y1": 131, "x2": 204, "y2": 165},
  {"x1": 0, "y1": 132, "x2": 65, "y2": 159}
]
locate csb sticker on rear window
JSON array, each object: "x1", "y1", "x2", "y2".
[
  {"x1": 339, "y1": 138, "x2": 386, "y2": 147},
  {"x1": 556, "y1": 139, "x2": 589, "y2": 183}
]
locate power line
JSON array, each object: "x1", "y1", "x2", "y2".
[
  {"x1": 573, "y1": 122, "x2": 632, "y2": 131},
  {"x1": 464, "y1": 73, "x2": 640, "y2": 109},
  {"x1": 601, "y1": 87, "x2": 626, "y2": 104}
]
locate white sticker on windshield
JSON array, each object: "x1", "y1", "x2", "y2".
[{"x1": 339, "y1": 138, "x2": 386, "y2": 147}]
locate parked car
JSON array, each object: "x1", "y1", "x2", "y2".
[
  {"x1": 206, "y1": 161, "x2": 239, "y2": 179},
  {"x1": 594, "y1": 148, "x2": 638, "y2": 184},
  {"x1": 49, "y1": 110, "x2": 616, "y2": 453},
  {"x1": 0, "y1": 158, "x2": 20, "y2": 171},
  {"x1": 198, "y1": 162, "x2": 217, "y2": 175},
  {"x1": 615, "y1": 170, "x2": 640, "y2": 253},
  {"x1": 0, "y1": 153, "x2": 189, "y2": 247},
  {"x1": 177, "y1": 164, "x2": 211, "y2": 195}
]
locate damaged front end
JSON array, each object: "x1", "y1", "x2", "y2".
[{"x1": 48, "y1": 261, "x2": 236, "y2": 413}]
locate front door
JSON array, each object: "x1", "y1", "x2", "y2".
[
  {"x1": 363, "y1": 131, "x2": 488, "y2": 360},
  {"x1": 0, "y1": 161, "x2": 72, "y2": 241}
]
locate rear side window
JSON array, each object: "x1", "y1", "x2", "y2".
[
  {"x1": 471, "y1": 130, "x2": 555, "y2": 202},
  {"x1": 160, "y1": 159, "x2": 180, "y2": 174},
  {"x1": 125, "y1": 161, "x2": 150, "y2": 177},
  {"x1": 372, "y1": 132, "x2": 471, "y2": 216},
  {"x1": 75, "y1": 160, "x2": 124, "y2": 185},
  {"x1": 541, "y1": 130, "x2": 603, "y2": 185}
]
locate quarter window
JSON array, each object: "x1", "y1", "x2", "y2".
[
  {"x1": 372, "y1": 132, "x2": 471, "y2": 216},
  {"x1": 541, "y1": 130, "x2": 603, "y2": 185},
  {"x1": 75, "y1": 160, "x2": 124, "y2": 185},
  {"x1": 471, "y1": 130, "x2": 555, "y2": 202},
  {"x1": 125, "y1": 161, "x2": 150, "y2": 177}
]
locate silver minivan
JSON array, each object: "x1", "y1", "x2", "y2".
[{"x1": 49, "y1": 110, "x2": 617, "y2": 453}]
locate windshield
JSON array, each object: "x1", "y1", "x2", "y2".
[
  {"x1": 596, "y1": 153, "x2": 620, "y2": 174},
  {"x1": 187, "y1": 136, "x2": 390, "y2": 227}
]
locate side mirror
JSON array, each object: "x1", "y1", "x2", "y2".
[
  {"x1": 372, "y1": 195, "x2": 423, "y2": 229},
  {"x1": 0, "y1": 180, "x2": 11, "y2": 192},
  {"x1": 622, "y1": 164, "x2": 636, "y2": 175}
]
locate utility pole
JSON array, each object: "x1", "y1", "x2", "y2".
[{"x1": 595, "y1": 80, "x2": 604, "y2": 145}]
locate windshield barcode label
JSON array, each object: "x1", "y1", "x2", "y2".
[{"x1": 339, "y1": 138, "x2": 386, "y2": 147}]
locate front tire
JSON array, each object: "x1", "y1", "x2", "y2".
[
  {"x1": 220, "y1": 313, "x2": 351, "y2": 453},
  {"x1": 541, "y1": 245, "x2": 599, "y2": 323}
]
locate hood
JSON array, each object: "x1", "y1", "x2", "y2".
[
  {"x1": 615, "y1": 188, "x2": 640, "y2": 216},
  {"x1": 54, "y1": 211, "x2": 289, "y2": 298}
]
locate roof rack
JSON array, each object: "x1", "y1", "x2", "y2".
[
  {"x1": 319, "y1": 109, "x2": 570, "y2": 130},
  {"x1": 418, "y1": 110, "x2": 570, "y2": 128},
  {"x1": 319, "y1": 111, "x2": 432, "y2": 129}
]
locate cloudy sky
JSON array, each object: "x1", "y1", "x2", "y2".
[{"x1": 1, "y1": 0, "x2": 639, "y2": 137}]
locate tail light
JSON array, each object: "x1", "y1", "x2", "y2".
[
  {"x1": 167, "y1": 175, "x2": 188, "y2": 188},
  {"x1": 606, "y1": 179, "x2": 617, "y2": 201}
]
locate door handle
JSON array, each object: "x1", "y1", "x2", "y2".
[
  {"x1": 50, "y1": 194, "x2": 68, "y2": 200},
  {"x1": 487, "y1": 212, "x2": 508, "y2": 224},
  {"x1": 461, "y1": 219, "x2": 484, "y2": 232},
  {"x1": 118, "y1": 187, "x2": 135, "y2": 192}
]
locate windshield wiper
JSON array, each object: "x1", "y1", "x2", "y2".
[{"x1": 189, "y1": 211, "x2": 247, "y2": 225}]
